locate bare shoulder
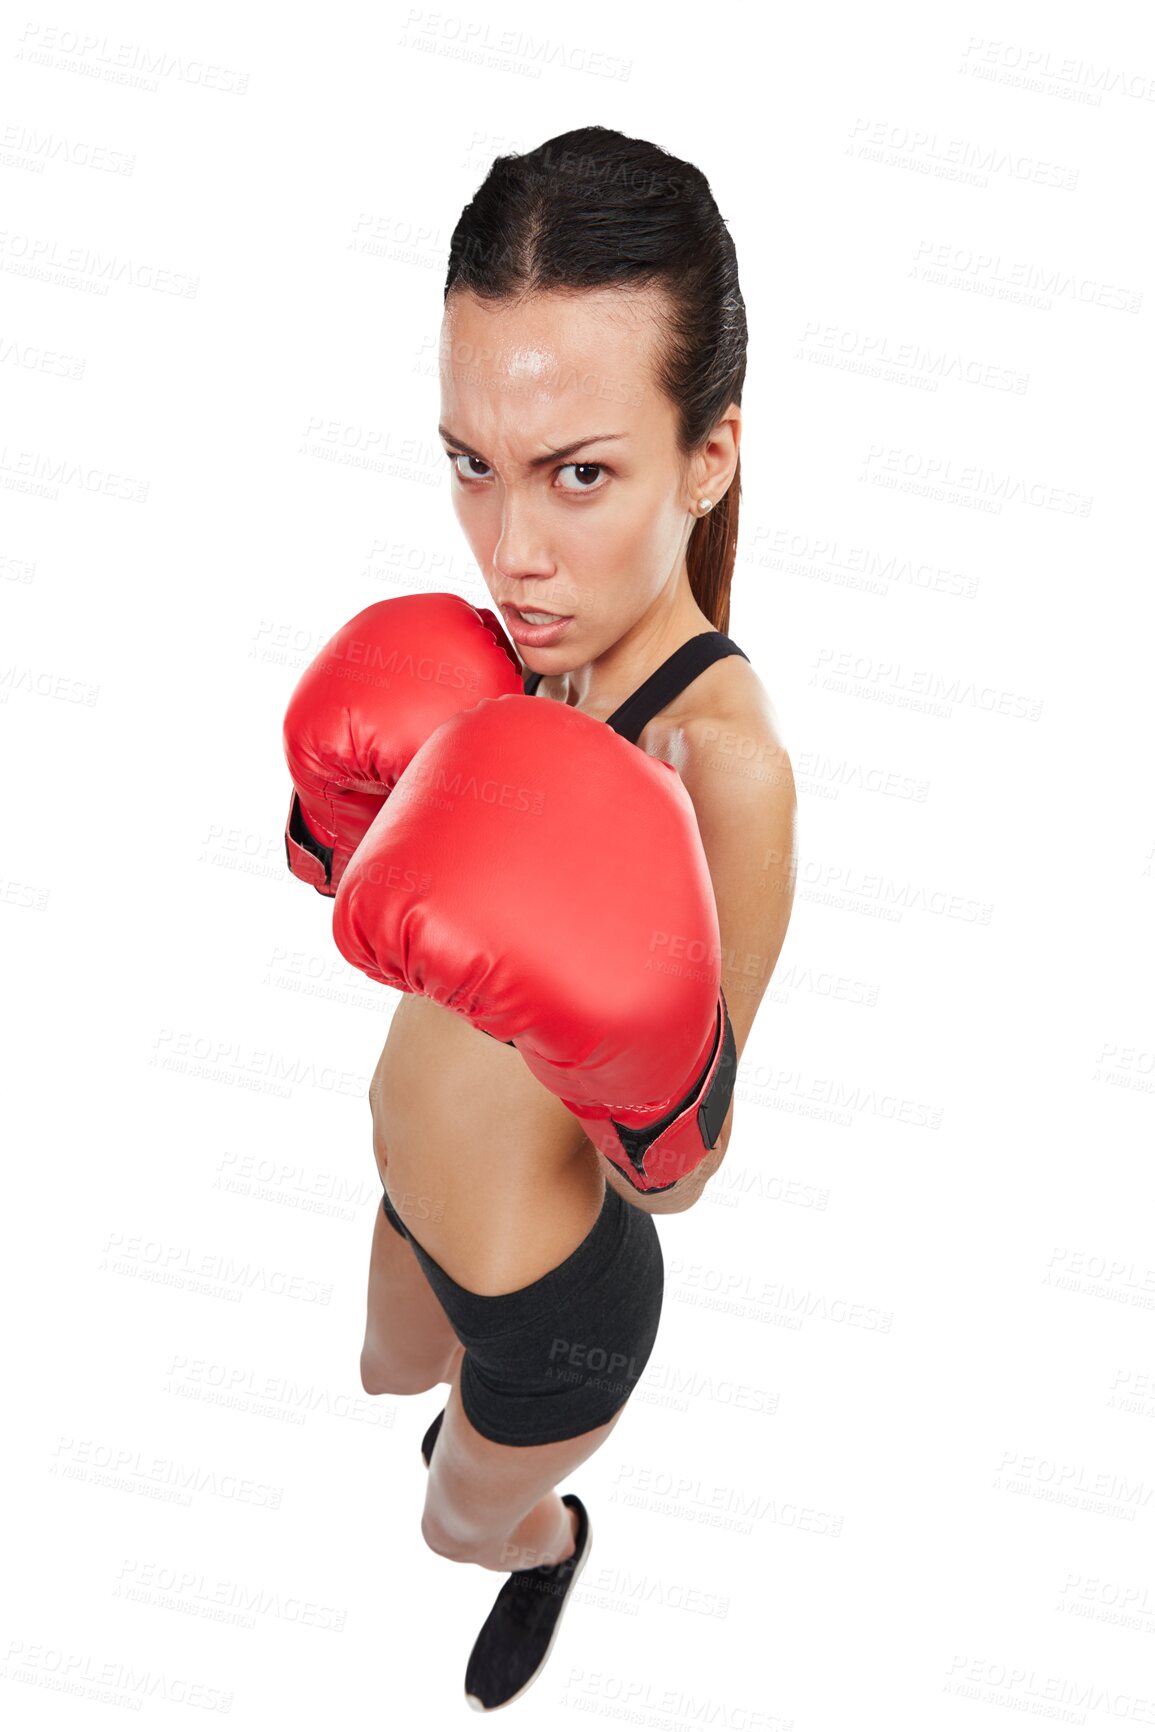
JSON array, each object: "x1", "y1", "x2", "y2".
[{"x1": 639, "y1": 652, "x2": 794, "y2": 810}]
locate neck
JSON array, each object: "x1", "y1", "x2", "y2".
[{"x1": 552, "y1": 595, "x2": 716, "y2": 721}]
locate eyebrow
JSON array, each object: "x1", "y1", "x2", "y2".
[{"x1": 437, "y1": 426, "x2": 628, "y2": 467}]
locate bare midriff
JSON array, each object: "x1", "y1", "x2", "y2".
[
  {"x1": 369, "y1": 990, "x2": 608, "y2": 1296},
  {"x1": 364, "y1": 651, "x2": 746, "y2": 1295}
]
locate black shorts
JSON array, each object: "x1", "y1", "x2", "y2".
[{"x1": 381, "y1": 1179, "x2": 664, "y2": 1447}]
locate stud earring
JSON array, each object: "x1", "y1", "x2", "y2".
[{"x1": 697, "y1": 497, "x2": 713, "y2": 513}]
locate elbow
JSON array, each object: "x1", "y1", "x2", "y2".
[{"x1": 658, "y1": 1133, "x2": 729, "y2": 1213}]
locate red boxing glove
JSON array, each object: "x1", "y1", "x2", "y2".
[
  {"x1": 332, "y1": 694, "x2": 736, "y2": 1193},
  {"x1": 282, "y1": 593, "x2": 521, "y2": 895}
]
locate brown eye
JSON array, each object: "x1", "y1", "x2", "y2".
[
  {"x1": 447, "y1": 452, "x2": 492, "y2": 481},
  {"x1": 557, "y1": 463, "x2": 605, "y2": 492}
]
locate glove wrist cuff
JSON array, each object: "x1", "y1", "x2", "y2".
[
  {"x1": 580, "y1": 990, "x2": 737, "y2": 1194},
  {"x1": 285, "y1": 791, "x2": 335, "y2": 895}
]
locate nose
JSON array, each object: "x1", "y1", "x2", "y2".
[{"x1": 491, "y1": 493, "x2": 556, "y2": 588}]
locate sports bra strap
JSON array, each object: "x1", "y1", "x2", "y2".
[{"x1": 521, "y1": 631, "x2": 749, "y2": 744}]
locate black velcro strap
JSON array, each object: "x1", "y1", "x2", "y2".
[
  {"x1": 286, "y1": 791, "x2": 334, "y2": 888},
  {"x1": 697, "y1": 992, "x2": 737, "y2": 1149},
  {"x1": 608, "y1": 991, "x2": 734, "y2": 1183}
]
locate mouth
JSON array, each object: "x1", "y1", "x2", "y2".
[
  {"x1": 501, "y1": 603, "x2": 573, "y2": 625},
  {"x1": 498, "y1": 601, "x2": 576, "y2": 647}
]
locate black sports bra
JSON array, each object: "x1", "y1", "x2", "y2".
[{"x1": 521, "y1": 630, "x2": 749, "y2": 742}]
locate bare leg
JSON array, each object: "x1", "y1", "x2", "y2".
[
  {"x1": 421, "y1": 1353, "x2": 624, "y2": 1572},
  {"x1": 360, "y1": 1201, "x2": 463, "y2": 1395}
]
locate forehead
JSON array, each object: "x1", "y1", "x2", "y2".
[{"x1": 438, "y1": 288, "x2": 665, "y2": 443}]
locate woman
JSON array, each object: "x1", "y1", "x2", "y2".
[{"x1": 362, "y1": 127, "x2": 795, "y2": 1709}]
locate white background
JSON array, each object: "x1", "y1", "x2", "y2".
[{"x1": 4, "y1": 1, "x2": 1154, "y2": 1726}]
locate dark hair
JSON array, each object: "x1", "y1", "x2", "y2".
[{"x1": 444, "y1": 126, "x2": 747, "y2": 636}]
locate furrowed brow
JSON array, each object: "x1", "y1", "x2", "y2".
[{"x1": 437, "y1": 427, "x2": 627, "y2": 468}]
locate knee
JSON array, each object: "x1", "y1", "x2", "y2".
[
  {"x1": 420, "y1": 1502, "x2": 487, "y2": 1564},
  {"x1": 359, "y1": 1351, "x2": 442, "y2": 1399}
]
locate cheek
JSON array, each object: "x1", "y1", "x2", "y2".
[
  {"x1": 616, "y1": 499, "x2": 676, "y2": 575},
  {"x1": 568, "y1": 501, "x2": 667, "y2": 592}
]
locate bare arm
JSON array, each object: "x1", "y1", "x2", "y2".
[{"x1": 599, "y1": 709, "x2": 798, "y2": 1216}]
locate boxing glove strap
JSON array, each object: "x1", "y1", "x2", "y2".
[
  {"x1": 592, "y1": 989, "x2": 737, "y2": 1194},
  {"x1": 284, "y1": 790, "x2": 335, "y2": 895},
  {"x1": 481, "y1": 1028, "x2": 517, "y2": 1049}
]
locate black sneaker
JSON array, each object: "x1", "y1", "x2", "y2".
[
  {"x1": 463, "y1": 1492, "x2": 591, "y2": 1711},
  {"x1": 420, "y1": 1406, "x2": 445, "y2": 1468}
]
